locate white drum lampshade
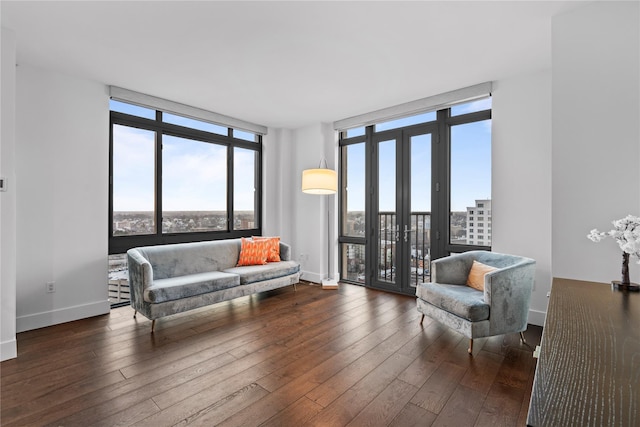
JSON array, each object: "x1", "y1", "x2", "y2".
[{"x1": 301, "y1": 168, "x2": 337, "y2": 194}]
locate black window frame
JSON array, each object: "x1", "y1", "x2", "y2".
[
  {"x1": 109, "y1": 106, "x2": 262, "y2": 255},
  {"x1": 338, "y1": 102, "x2": 492, "y2": 286}
]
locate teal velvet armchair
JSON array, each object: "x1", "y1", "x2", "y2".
[{"x1": 416, "y1": 251, "x2": 536, "y2": 354}]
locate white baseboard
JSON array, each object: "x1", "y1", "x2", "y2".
[
  {"x1": 16, "y1": 300, "x2": 110, "y2": 333},
  {"x1": 321, "y1": 278, "x2": 339, "y2": 289},
  {"x1": 300, "y1": 271, "x2": 340, "y2": 286},
  {"x1": 300, "y1": 270, "x2": 323, "y2": 284},
  {"x1": 1, "y1": 338, "x2": 17, "y2": 361},
  {"x1": 528, "y1": 309, "x2": 547, "y2": 327}
]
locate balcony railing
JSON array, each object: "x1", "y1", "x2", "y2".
[
  {"x1": 378, "y1": 211, "x2": 431, "y2": 287},
  {"x1": 343, "y1": 212, "x2": 432, "y2": 287},
  {"x1": 108, "y1": 254, "x2": 130, "y2": 306}
]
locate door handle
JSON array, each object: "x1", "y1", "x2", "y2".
[
  {"x1": 404, "y1": 224, "x2": 412, "y2": 242},
  {"x1": 394, "y1": 224, "x2": 400, "y2": 242}
]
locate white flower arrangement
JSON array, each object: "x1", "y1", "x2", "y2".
[{"x1": 587, "y1": 214, "x2": 640, "y2": 264}]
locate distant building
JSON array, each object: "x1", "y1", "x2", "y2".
[
  {"x1": 343, "y1": 243, "x2": 366, "y2": 282},
  {"x1": 466, "y1": 199, "x2": 491, "y2": 246}
]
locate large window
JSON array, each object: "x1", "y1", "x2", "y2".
[
  {"x1": 450, "y1": 118, "x2": 492, "y2": 247},
  {"x1": 112, "y1": 125, "x2": 156, "y2": 236},
  {"x1": 109, "y1": 100, "x2": 262, "y2": 255},
  {"x1": 338, "y1": 98, "x2": 491, "y2": 294},
  {"x1": 340, "y1": 139, "x2": 367, "y2": 282}
]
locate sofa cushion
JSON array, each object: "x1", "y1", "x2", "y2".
[
  {"x1": 252, "y1": 236, "x2": 281, "y2": 262},
  {"x1": 137, "y1": 239, "x2": 241, "y2": 279},
  {"x1": 237, "y1": 237, "x2": 270, "y2": 266},
  {"x1": 223, "y1": 261, "x2": 300, "y2": 285},
  {"x1": 144, "y1": 271, "x2": 240, "y2": 303},
  {"x1": 416, "y1": 282, "x2": 489, "y2": 322}
]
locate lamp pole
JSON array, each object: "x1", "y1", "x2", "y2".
[
  {"x1": 301, "y1": 161, "x2": 338, "y2": 289},
  {"x1": 327, "y1": 201, "x2": 331, "y2": 282}
]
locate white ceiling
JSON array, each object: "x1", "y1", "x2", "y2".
[{"x1": 2, "y1": 1, "x2": 588, "y2": 129}]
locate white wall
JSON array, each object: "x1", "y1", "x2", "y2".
[
  {"x1": 263, "y1": 127, "x2": 299, "y2": 252},
  {"x1": 272, "y1": 122, "x2": 338, "y2": 284},
  {"x1": 263, "y1": 128, "x2": 290, "y2": 239},
  {"x1": 492, "y1": 69, "x2": 552, "y2": 326},
  {"x1": 15, "y1": 65, "x2": 110, "y2": 332},
  {"x1": 552, "y1": 1, "x2": 640, "y2": 284},
  {"x1": 1, "y1": 27, "x2": 18, "y2": 361}
]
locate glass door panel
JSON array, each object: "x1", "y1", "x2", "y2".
[
  {"x1": 409, "y1": 133, "x2": 432, "y2": 287},
  {"x1": 377, "y1": 139, "x2": 397, "y2": 284}
]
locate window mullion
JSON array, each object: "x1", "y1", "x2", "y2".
[
  {"x1": 156, "y1": 131, "x2": 163, "y2": 238},
  {"x1": 227, "y1": 145, "x2": 234, "y2": 232}
]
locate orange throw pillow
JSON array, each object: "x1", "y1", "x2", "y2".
[
  {"x1": 466, "y1": 260, "x2": 497, "y2": 291},
  {"x1": 237, "y1": 237, "x2": 269, "y2": 266},
  {"x1": 252, "y1": 236, "x2": 281, "y2": 262}
]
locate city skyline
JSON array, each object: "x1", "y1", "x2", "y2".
[{"x1": 113, "y1": 210, "x2": 255, "y2": 235}]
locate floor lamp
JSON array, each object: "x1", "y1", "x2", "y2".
[{"x1": 302, "y1": 161, "x2": 338, "y2": 289}]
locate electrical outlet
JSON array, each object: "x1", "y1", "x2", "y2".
[{"x1": 46, "y1": 281, "x2": 56, "y2": 293}]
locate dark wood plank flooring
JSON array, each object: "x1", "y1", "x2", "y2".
[{"x1": 1, "y1": 282, "x2": 541, "y2": 426}]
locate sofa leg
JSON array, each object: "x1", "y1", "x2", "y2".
[
  {"x1": 468, "y1": 339, "x2": 473, "y2": 354},
  {"x1": 133, "y1": 311, "x2": 137, "y2": 319},
  {"x1": 293, "y1": 283, "x2": 297, "y2": 292},
  {"x1": 151, "y1": 319, "x2": 155, "y2": 333},
  {"x1": 420, "y1": 314, "x2": 425, "y2": 324},
  {"x1": 520, "y1": 331, "x2": 527, "y2": 345}
]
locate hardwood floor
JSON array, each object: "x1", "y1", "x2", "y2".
[{"x1": 1, "y1": 282, "x2": 541, "y2": 427}]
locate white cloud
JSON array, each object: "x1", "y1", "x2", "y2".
[
  {"x1": 112, "y1": 125, "x2": 155, "y2": 211},
  {"x1": 113, "y1": 127, "x2": 259, "y2": 212},
  {"x1": 162, "y1": 135, "x2": 228, "y2": 211}
]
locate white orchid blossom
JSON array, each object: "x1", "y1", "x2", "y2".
[{"x1": 587, "y1": 215, "x2": 640, "y2": 263}]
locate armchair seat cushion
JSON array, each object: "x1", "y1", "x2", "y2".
[{"x1": 417, "y1": 282, "x2": 489, "y2": 322}]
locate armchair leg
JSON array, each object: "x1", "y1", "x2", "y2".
[
  {"x1": 151, "y1": 319, "x2": 155, "y2": 333},
  {"x1": 420, "y1": 314, "x2": 425, "y2": 324},
  {"x1": 133, "y1": 310, "x2": 137, "y2": 319},
  {"x1": 468, "y1": 339, "x2": 473, "y2": 354},
  {"x1": 520, "y1": 331, "x2": 527, "y2": 345}
]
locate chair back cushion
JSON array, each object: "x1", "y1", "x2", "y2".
[{"x1": 466, "y1": 260, "x2": 498, "y2": 291}]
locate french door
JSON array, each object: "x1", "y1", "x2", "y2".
[
  {"x1": 339, "y1": 101, "x2": 492, "y2": 295},
  {"x1": 369, "y1": 124, "x2": 438, "y2": 295}
]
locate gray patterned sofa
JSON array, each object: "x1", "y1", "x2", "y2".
[{"x1": 127, "y1": 238, "x2": 300, "y2": 331}]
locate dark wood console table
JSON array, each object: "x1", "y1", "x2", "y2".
[{"x1": 527, "y1": 278, "x2": 640, "y2": 426}]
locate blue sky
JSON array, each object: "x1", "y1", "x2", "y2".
[
  {"x1": 345, "y1": 98, "x2": 492, "y2": 213},
  {"x1": 111, "y1": 101, "x2": 256, "y2": 212}
]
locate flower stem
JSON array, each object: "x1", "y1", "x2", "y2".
[{"x1": 622, "y1": 252, "x2": 630, "y2": 285}]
